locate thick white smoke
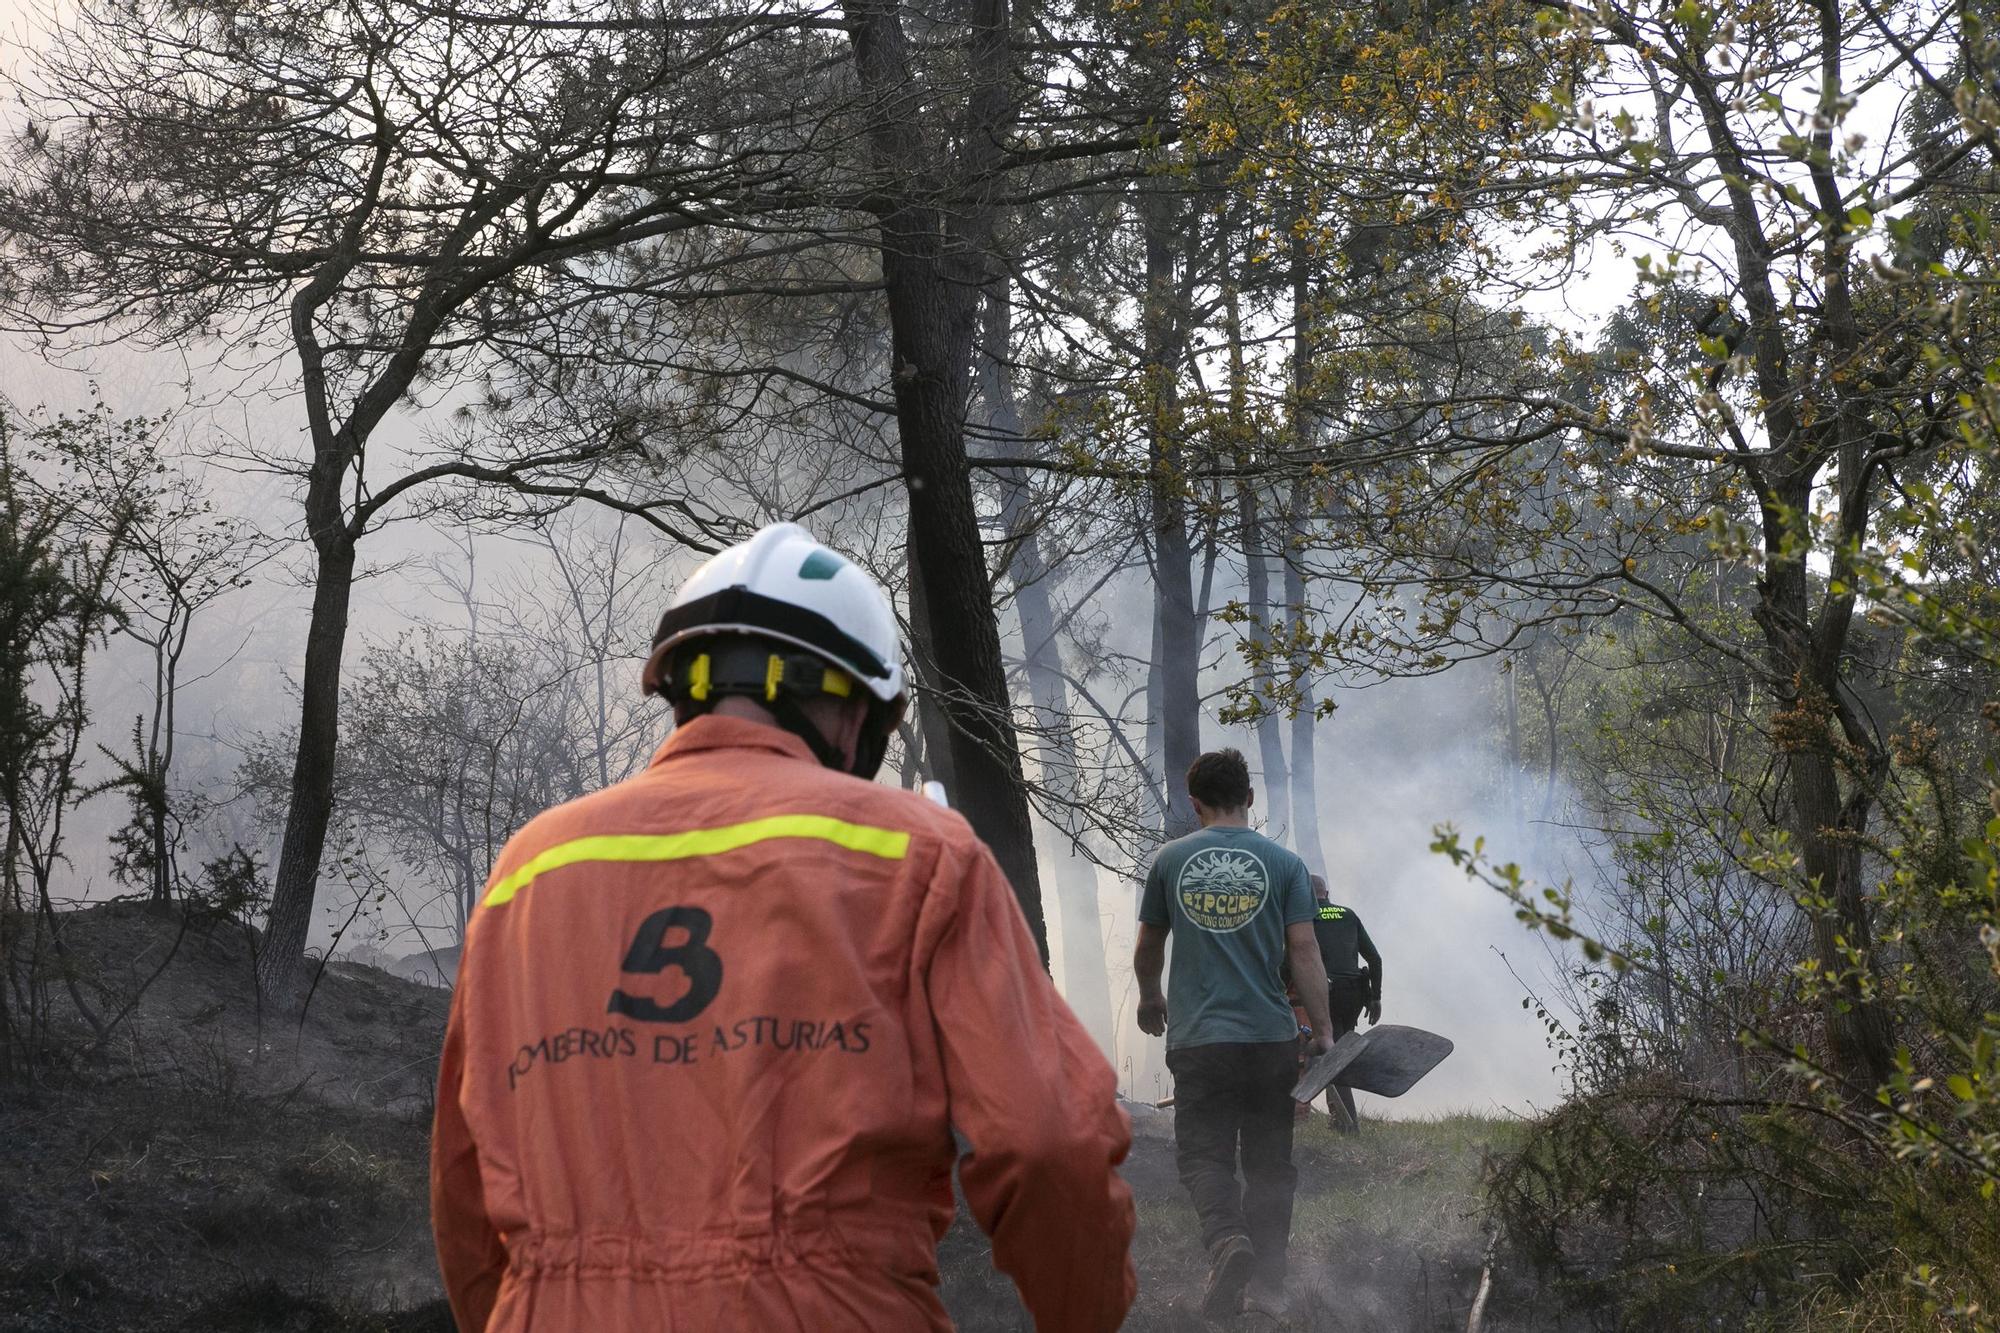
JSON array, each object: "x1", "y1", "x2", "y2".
[{"x1": 1051, "y1": 654, "x2": 1573, "y2": 1120}]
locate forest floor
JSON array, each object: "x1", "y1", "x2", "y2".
[
  {"x1": 942, "y1": 1114, "x2": 1537, "y2": 1332},
  {"x1": 1, "y1": 903, "x2": 1539, "y2": 1331}
]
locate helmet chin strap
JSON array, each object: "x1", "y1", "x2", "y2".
[
  {"x1": 849, "y1": 705, "x2": 895, "y2": 783},
  {"x1": 767, "y1": 695, "x2": 898, "y2": 783}
]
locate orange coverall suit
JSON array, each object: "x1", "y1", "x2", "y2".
[{"x1": 431, "y1": 714, "x2": 1136, "y2": 1331}]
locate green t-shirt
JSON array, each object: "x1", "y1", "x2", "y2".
[{"x1": 1138, "y1": 825, "x2": 1316, "y2": 1049}]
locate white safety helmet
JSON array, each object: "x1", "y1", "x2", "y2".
[{"x1": 642, "y1": 524, "x2": 907, "y2": 777}]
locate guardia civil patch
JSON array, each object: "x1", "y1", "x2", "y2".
[{"x1": 1175, "y1": 846, "x2": 1269, "y2": 933}]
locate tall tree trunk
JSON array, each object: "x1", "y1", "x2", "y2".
[
  {"x1": 1226, "y1": 286, "x2": 1289, "y2": 836},
  {"x1": 1239, "y1": 487, "x2": 1291, "y2": 838},
  {"x1": 257, "y1": 279, "x2": 430, "y2": 1003},
  {"x1": 905, "y1": 551, "x2": 960, "y2": 793},
  {"x1": 888, "y1": 287, "x2": 1045, "y2": 954},
  {"x1": 1141, "y1": 175, "x2": 1200, "y2": 839},
  {"x1": 1788, "y1": 746, "x2": 1890, "y2": 1089},
  {"x1": 1757, "y1": 477, "x2": 1893, "y2": 1093},
  {"x1": 845, "y1": 0, "x2": 1047, "y2": 957},
  {"x1": 1281, "y1": 487, "x2": 1325, "y2": 880},
  {"x1": 1505, "y1": 659, "x2": 1525, "y2": 847},
  {"x1": 981, "y1": 291, "x2": 1114, "y2": 1052},
  {"x1": 257, "y1": 534, "x2": 357, "y2": 1003},
  {"x1": 1284, "y1": 224, "x2": 1327, "y2": 880},
  {"x1": 1694, "y1": 37, "x2": 1893, "y2": 1094},
  {"x1": 1143, "y1": 600, "x2": 1165, "y2": 817}
]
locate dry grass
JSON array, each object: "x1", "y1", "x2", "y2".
[{"x1": 1786, "y1": 1268, "x2": 1997, "y2": 1333}]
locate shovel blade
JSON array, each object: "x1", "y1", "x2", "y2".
[{"x1": 1292, "y1": 1024, "x2": 1454, "y2": 1102}]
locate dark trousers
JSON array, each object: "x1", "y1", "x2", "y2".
[
  {"x1": 1323, "y1": 975, "x2": 1369, "y2": 1127},
  {"x1": 1166, "y1": 1040, "x2": 1299, "y2": 1281}
]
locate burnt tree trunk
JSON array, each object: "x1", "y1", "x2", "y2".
[
  {"x1": 845, "y1": 0, "x2": 1047, "y2": 955},
  {"x1": 905, "y1": 551, "x2": 960, "y2": 793},
  {"x1": 256, "y1": 522, "x2": 356, "y2": 1003},
  {"x1": 256, "y1": 279, "x2": 365, "y2": 1006},
  {"x1": 882, "y1": 260, "x2": 1045, "y2": 953},
  {"x1": 259, "y1": 273, "x2": 449, "y2": 1004}
]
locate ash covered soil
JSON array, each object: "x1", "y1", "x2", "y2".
[
  {"x1": 2, "y1": 903, "x2": 453, "y2": 1332},
  {"x1": 2, "y1": 904, "x2": 1535, "y2": 1331}
]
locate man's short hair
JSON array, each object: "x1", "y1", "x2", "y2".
[
  {"x1": 1186, "y1": 748, "x2": 1252, "y2": 811},
  {"x1": 1310, "y1": 874, "x2": 1328, "y2": 901}
]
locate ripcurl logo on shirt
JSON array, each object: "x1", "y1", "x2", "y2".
[{"x1": 1175, "y1": 846, "x2": 1269, "y2": 933}]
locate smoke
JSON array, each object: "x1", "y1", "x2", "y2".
[
  {"x1": 1039, "y1": 575, "x2": 1578, "y2": 1117},
  {"x1": 1306, "y1": 665, "x2": 1577, "y2": 1116},
  {"x1": 13, "y1": 335, "x2": 1582, "y2": 1119}
]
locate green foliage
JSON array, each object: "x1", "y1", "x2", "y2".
[
  {"x1": 0, "y1": 407, "x2": 133, "y2": 855},
  {"x1": 181, "y1": 846, "x2": 270, "y2": 931},
  {"x1": 1445, "y1": 764, "x2": 2000, "y2": 1325},
  {"x1": 1175, "y1": 0, "x2": 2000, "y2": 1316},
  {"x1": 1421, "y1": 224, "x2": 2000, "y2": 1314},
  {"x1": 0, "y1": 402, "x2": 143, "y2": 1076},
  {"x1": 1436, "y1": 547, "x2": 2000, "y2": 1325}
]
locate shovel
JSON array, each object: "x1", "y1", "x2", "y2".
[{"x1": 1292, "y1": 1024, "x2": 1455, "y2": 1103}]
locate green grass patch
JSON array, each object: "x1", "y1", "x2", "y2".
[
  {"x1": 1289, "y1": 1112, "x2": 1526, "y2": 1257},
  {"x1": 1121, "y1": 1111, "x2": 1527, "y2": 1329}
]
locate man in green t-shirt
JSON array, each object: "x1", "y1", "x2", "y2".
[{"x1": 1134, "y1": 748, "x2": 1333, "y2": 1320}]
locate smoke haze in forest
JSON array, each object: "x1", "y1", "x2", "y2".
[
  {"x1": 0, "y1": 334, "x2": 1646, "y2": 1315},
  {"x1": 1076, "y1": 661, "x2": 1570, "y2": 1119},
  {"x1": 10, "y1": 333, "x2": 1569, "y2": 1121},
  {"x1": 7, "y1": 0, "x2": 1997, "y2": 1322}
]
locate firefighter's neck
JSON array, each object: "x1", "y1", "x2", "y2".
[
  {"x1": 710, "y1": 695, "x2": 782, "y2": 726},
  {"x1": 706, "y1": 694, "x2": 864, "y2": 767},
  {"x1": 1191, "y1": 795, "x2": 1253, "y2": 830}
]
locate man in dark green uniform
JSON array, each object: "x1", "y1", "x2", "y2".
[
  {"x1": 1309, "y1": 874, "x2": 1382, "y2": 1132},
  {"x1": 1134, "y1": 749, "x2": 1333, "y2": 1321}
]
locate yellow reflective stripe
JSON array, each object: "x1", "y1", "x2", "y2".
[{"x1": 481, "y1": 815, "x2": 911, "y2": 908}]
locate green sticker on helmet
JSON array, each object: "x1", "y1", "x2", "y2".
[{"x1": 798, "y1": 549, "x2": 846, "y2": 581}]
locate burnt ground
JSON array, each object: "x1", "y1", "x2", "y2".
[
  {"x1": 2, "y1": 904, "x2": 1541, "y2": 1331},
  {"x1": 2, "y1": 903, "x2": 453, "y2": 1333}
]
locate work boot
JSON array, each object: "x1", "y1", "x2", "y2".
[
  {"x1": 1242, "y1": 1273, "x2": 1291, "y2": 1321},
  {"x1": 1201, "y1": 1234, "x2": 1257, "y2": 1322}
]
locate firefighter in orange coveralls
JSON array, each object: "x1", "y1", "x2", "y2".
[{"x1": 430, "y1": 523, "x2": 1136, "y2": 1332}]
